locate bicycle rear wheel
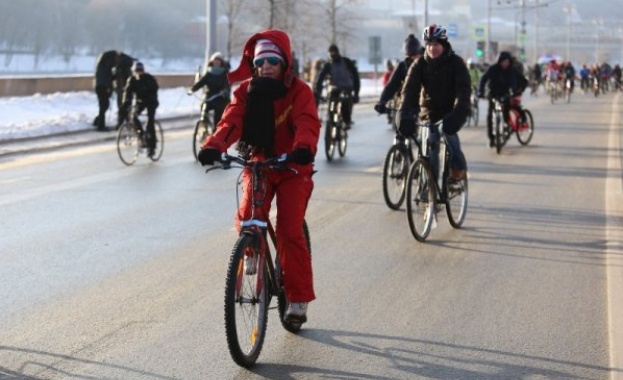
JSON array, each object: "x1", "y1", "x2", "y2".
[
  {"x1": 149, "y1": 121, "x2": 164, "y2": 162},
  {"x1": 406, "y1": 159, "x2": 436, "y2": 242},
  {"x1": 224, "y1": 234, "x2": 269, "y2": 368},
  {"x1": 324, "y1": 120, "x2": 336, "y2": 161},
  {"x1": 193, "y1": 120, "x2": 213, "y2": 161},
  {"x1": 515, "y1": 109, "x2": 534, "y2": 146},
  {"x1": 445, "y1": 172, "x2": 468, "y2": 228},
  {"x1": 116, "y1": 122, "x2": 139, "y2": 166},
  {"x1": 382, "y1": 144, "x2": 410, "y2": 210},
  {"x1": 471, "y1": 102, "x2": 479, "y2": 127},
  {"x1": 277, "y1": 220, "x2": 311, "y2": 333}
]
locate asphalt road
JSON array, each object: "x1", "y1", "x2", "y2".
[{"x1": 1, "y1": 92, "x2": 622, "y2": 379}]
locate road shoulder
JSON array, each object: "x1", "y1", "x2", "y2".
[{"x1": 607, "y1": 92, "x2": 623, "y2": 379}]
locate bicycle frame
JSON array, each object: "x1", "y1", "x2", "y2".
[
  {"x1": 415, "y1": 121, "x2": 449, "y2": 197},
  {"x1": 217, "y1": 154, "x2": 291, "y2": 296}
]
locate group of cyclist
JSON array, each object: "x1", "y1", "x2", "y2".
[
  {"x1": 527, "y1": 59, "x2": 622, "y2": 97},
  {"x1": 177, "y1": 22, "x2": 541, "y2": 329}
]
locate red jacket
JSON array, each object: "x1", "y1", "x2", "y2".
[{"x1": 203, "y1": 30, "x2": 320, "y2": 164}]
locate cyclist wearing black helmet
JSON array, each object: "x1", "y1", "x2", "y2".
[
  {"x1": 398, "y1": 24, "x2": 471, "y2": 182},
  {"x1": 121, "y1": 61, "x2": 160, "y2": 156},
  {"x1": 374, "y1": 33, "x2": 423, "y2": 115}
]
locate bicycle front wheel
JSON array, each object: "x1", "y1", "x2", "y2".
[
  {"x1": 224, "y1": 234, "x2": 269, "y2": 368},
  {"x1": 516, "y1": 109, "x2": 534, "y2": 146},
  {"x1": 324, "y1": 120, "x2": 336, "y2": 161},
  {"x1": 149, "y1": 121, "x2": 164, "y2": 162},
  {"x1": 193, "y1": 120, "x2": 213, "y2": 161},
  {"x1": 116, "y1": 122, "x2": 139, "y2": 166},
  {"x1": 382, "y1": 144, "x2": 410, "y2": 210},
  {"x1": 495, "y1": 115, "x2": 503, "y2": 154},
  {"x1": 406, "y1": 159, "x2": 436, "y2": 242},
  {"x1": 471, "y1": 102, "x2": 479, "y2": 127},
  {"x1": 338, "y1": 125, "x2": 347, "y2": 157}
]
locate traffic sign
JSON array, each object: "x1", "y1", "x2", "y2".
[{"x1": 447, "y1": 23, "x2": 458, "y2": 38}]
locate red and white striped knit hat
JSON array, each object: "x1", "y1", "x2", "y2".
[{"x1": 254, "y1": 39, "x2": 284, "y2": 63}]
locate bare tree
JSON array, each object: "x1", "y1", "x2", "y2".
[{"x1": 219, "y1": 0, "x2": 250, "y2": 60}]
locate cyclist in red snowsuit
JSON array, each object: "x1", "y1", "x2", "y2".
[{"x1": 198, "y1": 29, "x2": 320, "y2": 324}]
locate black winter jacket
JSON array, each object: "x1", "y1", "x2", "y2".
[
  {"x1": 190, "y1": 66, "x2": 230, "y2": 102},
  {"x1": 314, "y1": 55, "x2": 360, "y2": 96},
  {"x1": 379, "y1": 57, "x2": 414, "y2": 104},
  {"x1": 478, "y1": 52, "x2": 519, "y2": 98},
  {"x1": 94, "y1": 50, "x2": 117, "y2": 88},
  {"x1": 122, "y1": 73, "x2": 159, "y2": 108},
  {"x1": 399, "y1": 46, "x2": 471, "y2": 135}
]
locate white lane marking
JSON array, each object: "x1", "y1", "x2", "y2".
[{"x1": 606, "y1": 92, "x2": 623, "y2": 380}]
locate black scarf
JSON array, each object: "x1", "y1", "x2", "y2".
[{"x1": 238, "y1": 77, "x2": 287, "y2": 157}]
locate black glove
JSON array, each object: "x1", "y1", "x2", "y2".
[
  {"x1": 398, "y1": 117, "x2": 416, "y2": 137},
  {"x1": 289, "y1": 148, "x2": 314, "y2": 165},
  {"x1": 353, "y1": 94, "x2": 359, "y2": 104},
  {"x1": 197, "y1": 148, "x2": 222, "y2": 166},
  {"x1": 374, "y1": 102, "x2": 387, "y2": 114}
]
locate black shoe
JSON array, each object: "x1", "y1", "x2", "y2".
[
  {"x1": 96, "y1": 126, "x2": 109, "y2": 132},
  {"x1": 488, "y1": 139, "x2": 494, "y2": 148}
]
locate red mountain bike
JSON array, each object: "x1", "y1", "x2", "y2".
[{"x1": 206, "y1": 153, "x2": 311, "y2": 367}]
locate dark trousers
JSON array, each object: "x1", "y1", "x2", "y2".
[
  {"x1": 133, "y1": 104, "x2": 158, "y2": 149},
  {"x1": 329, "y1": 89, "x2": 353, "y2": 124},
  {"x1": 428, "y1": 123, "x2": 467, "y2": 183},
  {"x1": 201, "y1": 98, "x2": 228, "y2": 128},
  {"x1": 95, "y1": 85, "x2": 111, "y2": 128}
]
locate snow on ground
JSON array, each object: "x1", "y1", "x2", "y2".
[{"x1": 0, "y1": 80, "x2": 381, "y2": 142}]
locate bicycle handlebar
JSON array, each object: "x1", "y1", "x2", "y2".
[{"x1": 205, "y1": 153, "x2": 297, "y2": 174}]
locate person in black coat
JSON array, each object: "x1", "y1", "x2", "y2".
[
  {"x1": 477, "y1": 51, "x2": 520, "y2": 147},
  {"x1": 121, "y1": 61, "x2": 159, "y2": 156},
  {"x1": 187, "y1": 52, "x2": 230, "y2": 129},
  {"x1": 93, "y1": 50, "x2": 117, "y2": 131},
  {"x1": 115, "y1": 52, "x2": 135, "y2": 127},
  {"x1": 314, "y1": 44, "x2": 360, "y2": 128},
  {"x1": 374, "y1": 34, "x2": 423, "y2": 114},
  {"x1": 399, "y1": 24, "x2": 471, "y2": 182}
]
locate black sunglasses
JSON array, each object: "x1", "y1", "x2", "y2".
[{"x1": 253, "y1": 56, "x2": 281, "y2": 67}]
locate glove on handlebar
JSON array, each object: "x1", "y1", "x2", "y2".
[
  {"x1": 398, "y1": 117, "x2": 416, "y2": 137},
  {"x1": 289, "y1": 148, "x2": 314, "y2": 165},
  {"x1": 197, "y1": 147, "x2": 222, "y2": 166}
]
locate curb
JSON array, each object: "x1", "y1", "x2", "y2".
[
  {"x1": 0, "y1": 98, "x2": 378, "y2": 159},
  {"x1": 0, "y1": 115, "x2": 197, "y2": 158}
]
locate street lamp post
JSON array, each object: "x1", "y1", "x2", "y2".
[
  {"x1": 563, "y1": 3, "x2": 575, "y2": 62},
  {"x1": 593, "y1": 17, "x2": 603, "y2": 63},
  {"x1": 487, "y1": 0, "x2": 492, "y2": 62},
  {"x1": 205, "y1": 0, "x2": 217, "y2": 68}
]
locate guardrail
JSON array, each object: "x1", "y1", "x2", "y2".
[
  {"x1": 0, "y1": 73, "x2": 196, "y2": 97},
  {"x1": 0, "y1": 71, "x2": 380, "y2": 97}
]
